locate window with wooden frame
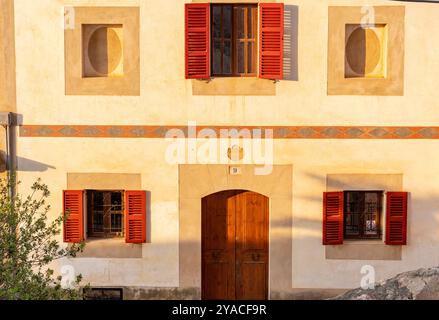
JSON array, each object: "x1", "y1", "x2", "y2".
[
  {"x1": 211, "y1": 4, "x2": 258, "y2": 77},
  {"x1": 87, "y1": 191, "x2": 124, "y2": 238},
  {"x1": 64, "y1": 190, "x2": 147, "y2": 244},
  {"x1": 323, "y1": 191, "x2": 407, "y2": 245},
  {"x1": 185, "y1": 3, "x2": 284, "y2": 80},
  {"x1": 344, "y1": 191, "x2": 383, "y2": 240}
]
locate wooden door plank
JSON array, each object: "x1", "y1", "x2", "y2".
[
  {"x1": 235, "y1": 191, "x2": 269, "y2": 300},
  {"x1": 202, "y1": 191, "x2": 236, "y2": 300}
]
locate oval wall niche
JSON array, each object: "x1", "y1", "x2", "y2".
[
  {"x1": 344, "y1": 24, "x2": 387, "y2": 79},
  {"x1": 83, "y1": 24, "x2": 124, "y2": 78}
]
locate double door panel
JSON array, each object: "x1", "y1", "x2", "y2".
[{"x1": 202, "y1": 190, "x2": 269, "y2": 300}]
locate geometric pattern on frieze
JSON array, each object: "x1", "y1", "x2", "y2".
[{"x1": 19, "y1": 125, "x2": 439, "y2": 139}]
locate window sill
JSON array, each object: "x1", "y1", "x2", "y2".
[
  {"x1": 77, "y1": 238, "x2": 143, "y2": 259},
  {"x1": 343, "y1": 239, "x2": 384, "y2": 245},
  {"x1": 325, "y1": 240, "x2": 402, "y2": 261},
  {"x1": 191, "y1": 77, "x2": 276, "y2": 96}
]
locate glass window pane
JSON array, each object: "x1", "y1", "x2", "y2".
[
  {"x1": 237, "y1": 42, "x2": 245, "y2": 74},
  {"x1": 346, "y1": 213, "x2": 360, "y2": 236},
  {"x1": 223, "y1": 41, "x2": 232, "y2": 74},
  {"x1": 91, "y1": 192, "x2": 103, "y2": 234},
  {"x1": 248, "y1": 7, "x2": 254, "y2": 39},
  {"x1": 93, "y1": 192, "x2": 104, "y2": 210},
  {"x1": 111, "y1": 213, "x2": 123, "y2": 232},
  {"x1": 213, "y1": 41, "x2": 221, "y2": 74},
  {"x1": 236, "y1": 7, "x2": 245, "y2": 39},
  {"x1": 364, "y1": 192, "x2": 379, "y2": 235},
  {"x1": 248, "y1": 42, "x2": 254, "y2": 74},
  {"x1": 93, "y1": 211, "x2": 104, "y2": 233},
  {"x1": 111, "y1": 210, "x2": 123, "y2": 233},
  {"x1": 111, "y1": 192, "x2": 122, "y2": 209},
  {"x1": 213, "y1": 6, "x2": 221, "y2": 38},
  {"x1": 93, "y1": 191, "x2": 102, "y2": 204},
  {"x1": 223, "y1": 6, "x2": 232, "y2": 39},
  {"x1": 345, "y1": 192, "x2": 361, "y2": 236}
]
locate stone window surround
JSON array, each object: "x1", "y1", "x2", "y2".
[
  {"x1": 326, "y1": 173, "x2": 404, "y2": 261},
  {"x1": 64, "y1": 7, "x2": 140, "y2": 96},
  {"x1": 192, "y1": 78, "x2": 276, "y2": 96},
  {"x1": 327, "y1": 6, "x2": 405, "y2": 96}
]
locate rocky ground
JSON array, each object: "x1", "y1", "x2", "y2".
[{"x1": 332, "y1": 267, "x2": 439, "y2": 300}]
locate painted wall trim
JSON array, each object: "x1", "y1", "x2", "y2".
[{"x1": 19, "y1": 125, "x2": 439, "y2": 139}]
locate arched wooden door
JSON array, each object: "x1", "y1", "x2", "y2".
[{"x1": 202, "y1": 190, "x2": 269, "y2": 300}]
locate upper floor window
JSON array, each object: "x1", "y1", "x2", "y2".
[
  {"x1": 211, "y1": 4, "x2": 258, "y2": 77},
  {"x1": 185, "y1": 3, "x2": 284, "y2": 80}
]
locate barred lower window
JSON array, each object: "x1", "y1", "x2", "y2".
[
  {"x1": 344, "y1": 191, "x2": 383, "y2": 240},
  {"x1": 211, "y1": 4, "x2": 258, "y2": 77},
  {"x1": 87, "y1": 191, "x2": 124, "y2": 238},
  {"x1": 84, "y1": 288, "x2": 123, "y2": 300}
]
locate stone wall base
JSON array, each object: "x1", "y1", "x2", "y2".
[
  {"x1": 270, "y1": 289, "x2": 348, "y2": 300},
  {"x1": 124, "y1": 287, "x2": 201, "y2": 300},
  {"x1": 87, "y1": 287, "x2": 348, "y2": 300}
]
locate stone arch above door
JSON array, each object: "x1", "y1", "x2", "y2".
[{"x1": 179, "y1": 165, "x2": 293, "y2": 299}]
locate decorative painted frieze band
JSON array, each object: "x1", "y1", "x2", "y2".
[{"x1": 19, "y1": 125, "x2": 439, "y2": 139}]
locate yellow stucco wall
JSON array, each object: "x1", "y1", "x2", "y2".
[
  {"x1": 13, "y1": 0, "x2": 439, "y2": 126},
  {"x1": 10, "y1": 0, "x2": 439, "y2": 295},
  {"x1": 16, "y1": 138, "x2": 439, "y2": 290},
  {"x1": 0, "y1": 0, "x2": 16, "y2": 113}
]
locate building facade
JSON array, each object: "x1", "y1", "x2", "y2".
[{"x1": 1, "y1": 0, "x2": 439, "y2": 299}]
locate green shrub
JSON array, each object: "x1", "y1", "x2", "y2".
[{"x1": 0, "y1": 178, "x2": 85, "y2": 300}]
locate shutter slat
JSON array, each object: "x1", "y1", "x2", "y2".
[
  {"x1": 323, "y1": 192, "x2": 344, "y2": 245},
  {"x1": 385, "y1": 192, "x2": 408, "y2": 245},
  {"x1": 185, "y1": 3, "x2": 210, "y2": 79},
  {"x1": 63, "y1": 190, "x2": 84, "y2": 243},
  {"x1": 125, "y1": 191, "x2": 147, "y2": 244},
  {"x1": 259, "y1": 3, "x2": 284, "y2": 80}
]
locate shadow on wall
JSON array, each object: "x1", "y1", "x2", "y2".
[
  {"x1": 0, "y1": 114, "x2": 52, "y2": 173},
  {"x1": 0, "y1": 151, "x2": 56, "y2": 172},
  {"x1": 283, "y1": 5, "x2": 299, "y2": 81},
  {"x1": 17, "y1": 156, "x2": 56, "y2": 172}
]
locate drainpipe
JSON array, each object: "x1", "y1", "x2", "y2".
[{"x1": 0, "y1": 111, "x2": 16, "y2": 198}]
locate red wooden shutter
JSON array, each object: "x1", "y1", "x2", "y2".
[
  {"x1": 63, "y1": 190, "x2": 84, "y2": 243},
  {"x1": 185, "y1": 3, "x2": 210, "y2": 79},
  {"x1": 385, "y1": 192, "x2": 408, "y2": 245},
  {"x1": 323, "y1": 192, "x2": 344, "y2": 245},
  {"x1": 259, "y1": 3, "x2": 284, "y2": 80},
  {"x1": 125, "y1": 191, "x2": 147, "y2": 244}
]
